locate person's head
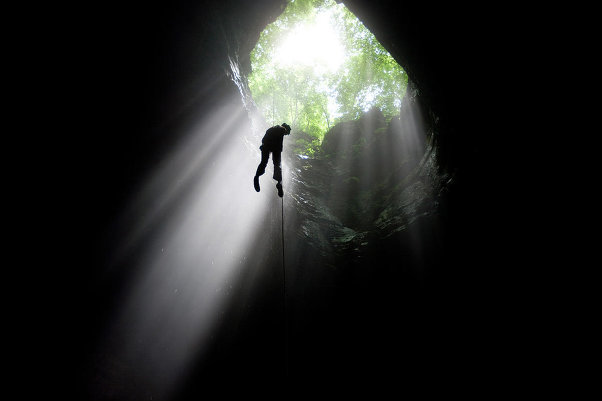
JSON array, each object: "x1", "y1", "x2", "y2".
[{"x1": 282, "y1": 123, "x2": 291, "y2": 133}]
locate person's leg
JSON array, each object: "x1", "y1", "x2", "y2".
[
  {"x1": 273, "y1": 151, "x2": 283, "y2": 197},
  {"x1": 254, "y1": 145, "x2": 270, "y2": 192},
  {"x1": 256, "y1": 146, "x2": 270, "y2": 177},
  {"x1": 272, "y1": 151, "x2": 282, "y2": 182}
]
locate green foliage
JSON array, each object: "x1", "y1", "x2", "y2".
[
  {"x1": 248, "y1": 0, "x2": 407, "y2": 156},
  {"x1": 334, "y1": 6, "x2": 408, "y2": 121}
]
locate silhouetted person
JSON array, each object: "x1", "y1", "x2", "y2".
[{"x1": 254, "y1": 123, "x2": 291, "y2": 197}]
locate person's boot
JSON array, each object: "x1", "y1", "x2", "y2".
[
  {"x1": 276, "y1": 182, "x2": 283, "y2": 197},
  {"x1": 254, "y1": 175, "x2": 260, "y2": 192}
]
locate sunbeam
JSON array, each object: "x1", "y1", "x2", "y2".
[{"x1": 90, "y1": 94, "x2": 278, "y2": 399}]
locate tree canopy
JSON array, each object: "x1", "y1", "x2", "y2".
[{"x1": 248, "y1": 0, "x2": 408, "y2": 156}]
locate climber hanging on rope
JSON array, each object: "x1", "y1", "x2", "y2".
[{"x1": 254, "y1": 122, "x2": 291, "y2": 197}]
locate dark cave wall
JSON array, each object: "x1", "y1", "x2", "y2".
[
  {"x1": 52, "y1": 0, "x2": 539, "y2": 397},
  {"x1": 71, "y1": 0, "x2": 288, "y2": 218}
]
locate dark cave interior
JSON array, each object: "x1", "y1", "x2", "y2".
[{"x1": 28, "y1": 0, "x2": 563, "y2": 399}]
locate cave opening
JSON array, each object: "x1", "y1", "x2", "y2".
[{"x1": 248, "y1": 0, "x2": 408, "y2": 157}]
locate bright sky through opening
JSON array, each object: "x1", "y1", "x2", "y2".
[{"x1": 275, "y1": 8, "x2": 345, "y2": 73}]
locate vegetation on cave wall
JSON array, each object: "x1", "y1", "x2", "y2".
[{"x1": 248, "y1": 0, "x2": 408, "y2": 156}]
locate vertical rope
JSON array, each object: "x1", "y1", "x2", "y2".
[
  {"x1": 281, "y1": 196, "x2": 285, "y2": 274},
  {"x1": 281, "y1": 195, "x2": 288, "y2": 377}
]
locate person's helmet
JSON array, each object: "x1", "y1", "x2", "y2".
[{"x1": 282, "y1": 123, "x2": 291, "y2": 133}]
